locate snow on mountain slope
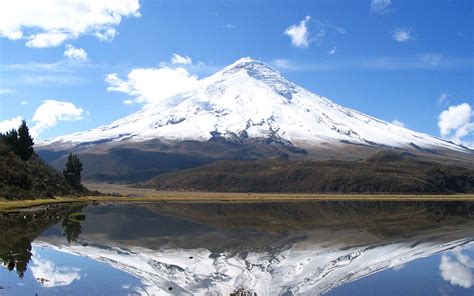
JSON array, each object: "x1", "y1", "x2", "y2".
[
  {"x1": 40, "y1": 57, "x2": 470, "y2": 153},
  {"x1": 35, "y1": 227, "x2": 474, "y2": 295}
]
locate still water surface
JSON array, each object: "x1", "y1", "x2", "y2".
[{"x1": 1, "y1": 201, "x2": 474, "y2": 295}]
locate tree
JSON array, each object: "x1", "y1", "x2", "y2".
[
  {"x1": 0, "y1": 121, "x2": 34, "y2": 160},
  {"x1": 62, "y1": 212, "x2": 83, "y2": 243},
  {"x1": 16, "y1": 120, "x2": 34, "y2": 160},
  {"x1": 3, "y1": 128, "x2": 19, "y2": 151},
  {"x1": 63, "y1": 153, "x2": 83, "y2": 189},
  {"x1": 0, "y1": 237, "x2": 33, "y2": 279}
]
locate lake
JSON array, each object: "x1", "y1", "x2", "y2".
[{"x1": 1, "y1": 201, "x2": 474, "y2": 295}]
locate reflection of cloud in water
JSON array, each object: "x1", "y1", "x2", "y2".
[
  {"x1": 392, "y1": 263, "x2": 405, "y2": 271},
  {"x1": 30, "y1": 249, "x2": 81, "y2": 287},
  {"x1": 440, "y1": 244, "x2": 474, "y2": 289}
]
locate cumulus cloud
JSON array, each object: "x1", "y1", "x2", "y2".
[
  {"x1": 26, "y1": 32, "x2": 68, "y2": 48},
  {"x1": 0, "y1": 0, "x2": 140, "y2": 47},
  {"x1": 371, "y1": 0, "x2": 392, "y2": 14},
  {"x1": 393, "y1": 27, "x2": 413, "y2": 42},
  {"x1": 20, "y1": 101, "x2": 28, "y2": 105},
  {"x1": 440, "y1": 247, "x2": 474, "y2": 289},
  {"x1": 105, "y1": 67, "x2": 200, "y2": 105},
  {"x1": 30, "y1": 250, "x2": 81, "y2": 287},
  {"x1": 438, "y1": 103, "x2": 473, "y2": 147},
  {"x1": 285, "y1": 16, "x2": 311, "y2": 48},
  {"x1": 391, "y1": 119, "x2": 405, "y2": 127},
  {"x1": 171, "y1": 53, "x2": 192, "y2": 65},
  {"x1": 64, "y1": 44, "x2": 88, "y2": 61},
  {"x1": 0, "y1": 116, "x2": 23, "y2": 133},
  {"x1": 31, "y1": 100, "x2": 85, "y2": 138},
  {"x1": 329, "y1": 47, "x2": 336, "y2": 55},
  {"x1": 438, "y1": 103, "x2": 472, "y2": 136}
]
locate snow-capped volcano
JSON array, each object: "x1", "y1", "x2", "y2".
[{"x1": 41, "y1": 57, "x2": 470, "y2": 154}]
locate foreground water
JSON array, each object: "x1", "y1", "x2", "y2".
[{"x1": 1, "y1": 201, "x2": 474, "y2": 295}]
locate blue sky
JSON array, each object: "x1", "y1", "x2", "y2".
[{"x1": 0, "y1": 0, "x2": 472, "y2": 145}]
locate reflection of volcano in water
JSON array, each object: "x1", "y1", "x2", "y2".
[
  {"x1": 34, "y1": 202, "x2": 474, "y2": 296},
  {"x1": 37, "y1": 226, "x2": 474, "y2": 296}
]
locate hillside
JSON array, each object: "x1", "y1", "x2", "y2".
[
  {"x1": 146, "y1": 152, "x2": 474, "y2": 194},
  {"x1": 0, "y1": 138, "x2": 85, "y2": 200}
]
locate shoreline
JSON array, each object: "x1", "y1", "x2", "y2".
[{"x1": 1, "y1": 192, "x2": 474, "y2": 213}]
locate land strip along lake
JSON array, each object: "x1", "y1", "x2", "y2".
[{"x1": 1, "y1": 201, "x2": 474, "y2": 295}]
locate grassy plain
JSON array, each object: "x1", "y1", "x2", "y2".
[{"x1": 0, "y1": 182, "x2": 473, "y2": 213}]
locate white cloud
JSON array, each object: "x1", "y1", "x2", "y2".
[
  {"x1": 391, "y1": 119, "x2": 405, "y2": 127},
  {"x1": 440, "y1": 255, "x2": 473, "y2": 288},
  {"x1": 438, "y1": 103, "x2": 472, "y2": 136},
  {"x1": 30, "y1": 250, "x2": 81, "y2": 287},
  {"x1": 31, "y1": 100, "x2": 85, "y2": 138},
  {"x1": 371, "y1": 0, "x2": 392, "y2": 14},
  {"x1": 223, "y1": 24, "x2": 236, "y2": 29},
  {"x1": 0, "y1": 0, "x2": 140, "y2": 48},
  {"x1": 94, "y1": 28, "x2": 117, "y2": 41},
  {"x1": 392, "y1": 263, "x2": 405, "y2": 271},
  {"x1": 26, "y1": 32, "x2": 68, "y2": 48},
  {"x1": 1, "y1": 60, "x2": 84, "y2": 72},
  {"x1": 123, "y1": 99, "x2": 133, "y2": 105},
  {"x1": 284, "y1": 18, "x2": 344, "y2": 48},
  {"x1": 155, "y1": 55, "x2": 214, "y2": 74},
  {"x1": 393, "y1": 27, "x2": 413, "y2": 42},
  {"x1": 438, "y1": 93, "x2": 449, "y2": 105},
  {"x1": 420, "y1": 53, "x2": 443, "y2": 65},
  {"x1": 0, "y1": 88, "x2": 15, "y2": 94},
  {"x1": 438, "y1": 103, "x2": 474, "y2": 146},
  {"x1": 20, "y1": 101, "x2": 28, "y2": 105},
  {"x1": 171, "y1": 53, "x2": 192, "y2": 65},
  {"x1": 329, "y1": 47, "x2": 336, "y2": 55},
  {"x1": 1, "y1": 59, "x2": 92, "y2": 86},
  {"x1": 64, "y1": 44, "x2": 88, "y2": 61},
  {"x1": 21, "y1": 75, "x2": 85, "y2": 86},
  {"x1": 284, "y1": 16, "x2": 311, "y2": 48},
  {"x1": 440, "y1": 247, "x2": 474, "y2": 289},
  {"x1": 0, "y1": 116, "x2": 23, "y2": 133},
  {"x1": 106, "y1": 67, "x2": 200, "y2": 105},
  {"x1": 267, "y1": 56, "x2": 473, "y2": 72},
  {"x1": 451, "y1": 122, "x2": 474, "y2": 147},
  {"x1": 271, "y1": 59, "x2": 295, "y2": 71}
]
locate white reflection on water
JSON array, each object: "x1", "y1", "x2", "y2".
[
  {"x1": 440, "y1": 245, "x2": 474, "y2": 289},
  {"x1": 30, "y1": 249, "x2": 81, "y2": 287},
  {"x1": 35, "y1": 228, "x2": 474, "y2": 296}
]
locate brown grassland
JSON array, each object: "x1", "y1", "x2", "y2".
[{"x1": 1, "y1": 182, "x2": 473, "y2": 213}]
